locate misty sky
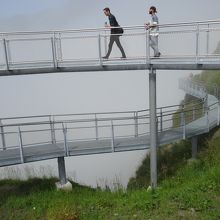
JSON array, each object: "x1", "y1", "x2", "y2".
[{"x1": 0, "y1": 0, "x2": 219, "y2": 187}]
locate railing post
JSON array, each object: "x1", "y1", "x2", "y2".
[
  {"x1": 51, "y1": 34, "x2": 58, "y2": 68},
  {"x1": 50, "y1": 116, "x2": 56, "y2": 144},
  {"x1": 195, "y1": 24, "x2": 199, "y2": 62},
  {"x1": 95, "y1": 114, "x2": 99, "y2": 140},
  {"x1": 0, "y1": 120, "x2": 6, "y2": 150},
  {"x1": 104, "y1": 28, "x2": 108, "y2": 54},
  {"x1": 18, "y1": 127, "x2": 24, "y2": 163},
  {"x1": 206, "y1": 23, "x2": 210, "y2": 55},
  {"x1": 146, "y1": 30, "x2": 150, "y2": 64},
  {"x1": 98, "y1": 34, "x2": 103, "y2": 66},
  {"x1": 181, "y1": 105, "x2": 186, "y2": 140},
  {"x1": 3, "y1": 39, "x2": 9, "y2": 71},
  {"x1": 57, "y1": 32, "x2": 63, "y2": 61},
  {"x1": 134, "y1": 111, "x2": 138, "y2": 137},
  {"x1": 62, "y1": 123, "x2": 69, "y2": 157},
  {"x1": 111, "y1": 121, "x2": 115, "y2": 152},
  {"x1": 218, "y1": 101, "x2": 220, "y2": 126},
  {"x1": 192, "y1": 107, "x2": 195, "y2": 121},
  {"x1": 207, "y1": 108, "x2": 210, "y2": 132}
]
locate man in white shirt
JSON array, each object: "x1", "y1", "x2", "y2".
[{"x1": 145, "y1": 6, "x2": 161, "y2": 57}]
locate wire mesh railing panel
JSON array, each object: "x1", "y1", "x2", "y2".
[
  {"x1": 0, "y1": 20, "x2": 220, "y2": 71},
  {"x1": 0, "y1": 132, "x2": 19, "y2": 150},
  {"x1": 21, "y1": 129, "x2": 52, "y2": 147},
  {"x1": 7, "y1": 39, "x2": 53, "y2": 64},
  {"x1": 60, "y1": 36, "x2": 100, "y2": 61}
]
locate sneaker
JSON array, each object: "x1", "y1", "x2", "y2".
[
  {"x1": 102, "y1": 56, "x2": 109, "y2": 59},
  {"x1": 154, "y1": 52, "x2": 161, "y2": 58},
  {"x1": 121, "y1": 56, "x2": 126, "y2": 59}
]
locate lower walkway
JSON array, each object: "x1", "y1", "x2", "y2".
[{"x1": 0, "y1": 80, "x2": 219, "y2": 167}]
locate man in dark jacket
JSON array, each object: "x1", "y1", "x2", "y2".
[{"x1": 103, "y1": 7, "x2": 126, "y2": 59}]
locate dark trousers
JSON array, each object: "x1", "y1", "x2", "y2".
[{"x1": 105, "y1": 35, "x2": 126, "y2": 58}]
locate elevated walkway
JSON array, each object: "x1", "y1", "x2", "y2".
[
  {"x1": 1, "y1": 20, "x2": 220, "y2": 76},
  {"x1": 0, "y1": 79, "x2": 219, "y2": 167}
]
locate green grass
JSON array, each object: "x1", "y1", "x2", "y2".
[{"x1": 1, "y1": 127, "x2": 220, "y2": 219}]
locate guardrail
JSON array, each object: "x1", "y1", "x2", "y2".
[
  {"x1": 0, "y1": 99, "x2": 208, "y2": 154},
  {"x1": 0, "y1": 20, "x2": 220, "y2": 71},
  {"x1": 0, "y1": 79, "x2": 220, "y2": 166}
]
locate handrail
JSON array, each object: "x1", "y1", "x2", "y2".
[{"x1": 0, "y1": 19, "x2": 220, "y2": 36}]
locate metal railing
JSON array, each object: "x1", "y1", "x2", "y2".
[
  {"x1": 0, "y1": 80, "x2": 219, "y2": 165},
  {"x1": 1, "y1": 20, "x2": 220, "y2": 71},
  {"x1": 0, "y1": 99, "x2": 212, "y2": 154}
]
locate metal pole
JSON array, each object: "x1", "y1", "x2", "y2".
[
  {"x1": 146, "y1": 30, "x2": 150, "y2": 64},
  {"x1": 111, "y1": 120, "x2": 115, "y2": 152},
  {"x1": 206, "y1": 24, "x2": 210, "y2": 55},
  {"x1": 104, "y1": 29, "x2": 107, "y2": 54},
  {"x1": 50, "y1": 116, "x2": 56, "y2": 144},
  {"x1": 134, "y1": 112, "x2": 138, "y2": 137},
  {"x1": 0, "y1": 120, "x2": 6, "y2": 150},
  {"x1": 218, "y1": 101, "x2": 220, "y2": 126},
  {"x1": 181, "y1": 105, "x2": 186, "y2": 140},
  {"x1": 57, "y1": 157, "x2": 67, "y2": 185},
  {"x1": 98, "y1": 34, "x2": 103, "y2": 66},
  {"x1": 160, "y1": 108, "x2": 163, "y2": 132},
  {"x1": 95, "y1": 114, "x2": 99, "y2": 140},
  {"x1": 207, "y1": 109, "x2": 210, "y2": 132},
  {"x1": 195, "y1": 24, "x2": 199, "y2": 62},
  {"x1": 57, "y1": 32, "x2": 63, "y2": 61},
  {"x1": 191, "y1": 136, "x2": 198, "y2": 159},
  {"x1": 51, "y1": 35, "x2": 58, "y2": 68},
  {"x1": 18, "y1": 127, "x2": 24, "y2": 163},
  {"x1": 192, "y1": 107, "x2": 195, "y2": 121},
  {"x1": 62, "y1": 123, "x2": 69, "y2": 156},
  {"x1": 149, "y1": 68, "x2": 157, "y2": 189},
  {"x1": 3, "y1": 39, "x2": 9, "y2": 70}
]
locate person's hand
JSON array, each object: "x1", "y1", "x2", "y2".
[
  {"x1": 104, "y1": 22, "x2": 110, "y2": 28},
  {"x1": 144, "y1": 22, "x2": 150, "y2": 30}
]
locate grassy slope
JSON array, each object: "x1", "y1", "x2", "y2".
[{"x1": 0, "y1": 128, "x2": 220, "y2": 220}]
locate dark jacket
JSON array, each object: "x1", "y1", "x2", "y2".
[{"x1": 108, "y1": 13, "x2": 119, "y2": 34}]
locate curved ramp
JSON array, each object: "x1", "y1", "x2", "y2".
[{"x1": 0, "y1": 80, "x2": 219, "y2": 167}]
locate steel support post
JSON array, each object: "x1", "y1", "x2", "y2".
[
  {"x1": 149, "y1": 68, "x2": 157, "y2": 189},
  {"x1": 191, "y1": 136, "x2": 198, "y2": 159},
  {"x1": 57, "y1": 157, "x2": 67, "y2": 185}
]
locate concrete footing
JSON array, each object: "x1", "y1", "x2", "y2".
[
  {"x1": 56, "y1": 156, "x2": 72, "y2": 191},
  {"x1": 55, "y1": 181, "x2": 72, "y2": 191}
]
